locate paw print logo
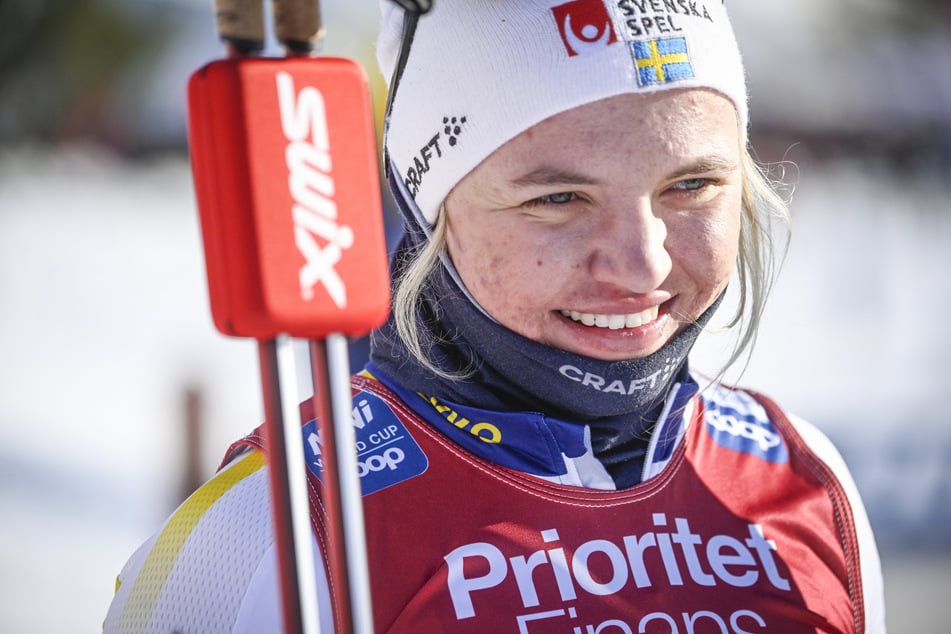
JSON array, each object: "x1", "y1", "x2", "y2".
[{"x1": 442, "y1": 116, "x2": 468, "y2": 147}]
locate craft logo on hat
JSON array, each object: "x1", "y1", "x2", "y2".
[
  {"x1": 633, "y1": 36, "x2": 695, "y2": 86},
  {"x1": 551, "y1": 0, "x2": 619, "y2": 57}
]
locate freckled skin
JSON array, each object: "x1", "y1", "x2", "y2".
[{"x1": 444, "y1": 90, "x2": 743, "y2": 362}]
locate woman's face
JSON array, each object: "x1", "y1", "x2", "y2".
[{"x1": 444, "y1": 89, "x2": 743, "y2": 362}]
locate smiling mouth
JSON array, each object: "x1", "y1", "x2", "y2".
[{"x1": 559, "y1": 306, "x2": 660, "y2": 330}]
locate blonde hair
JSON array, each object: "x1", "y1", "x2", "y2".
[
  {"x1": 724, "y1": 150, "x2": 792, "y2": 372},
  {"x1": 391, "y1": 149, "x2": 791, "y2": 380}
]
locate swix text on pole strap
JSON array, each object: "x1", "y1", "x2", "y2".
[{"x1": 276, "y1": 71, "x2": 354, "y2": 309}]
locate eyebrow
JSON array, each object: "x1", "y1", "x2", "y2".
[
  {"x1": 508, "y1": 167, "x2": 600, "y2": 189},
  {"x1": 508, "y1": 155, "x2": 739, "y2": 189},
  {"x1": 665, "y1": 155, "x2": 740, "y2": 181}
]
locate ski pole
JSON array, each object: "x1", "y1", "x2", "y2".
[
  {"x1": 268, "y1": 4, "x2": 372, "y2": 629},
  {"x1": 309, "y1": 336, "x2": 374, "y2": 634},
  {"x1": 259, "y1": 334, "x2": 320, "y2": 634},
  {"x1": 270, "y1": 7, "x2": 376, "y2": 630},
  {"x1": 187, "y1": 0, "x2": 391, "y2": 631}
]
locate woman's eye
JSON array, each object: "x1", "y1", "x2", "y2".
[
  {"x1": 536, "y1": 191, "x2": 577, "y2": 205},
  {"x1": 670, "y1": 178, "x2": 710, "y2": 192}
]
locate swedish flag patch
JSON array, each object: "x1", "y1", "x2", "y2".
[{"x1": 632, "y1": 37, "x2": 694, "y2": 86}]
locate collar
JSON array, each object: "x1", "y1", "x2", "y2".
[{"x1": 366, "y1": 363, "x2": 699, "y2": 490}]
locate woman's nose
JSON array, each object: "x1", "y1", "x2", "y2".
[{"x1": 587, "y1": 200, "x2": 672, "y2": 292}]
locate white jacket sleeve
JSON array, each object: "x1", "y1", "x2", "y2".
[{"x1": 103, "y1": 450, "x2": 335, "y2": 633}]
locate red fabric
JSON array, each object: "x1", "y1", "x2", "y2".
[{"x1": 230, "y1": 376, "x2": 863, "y2": 633}]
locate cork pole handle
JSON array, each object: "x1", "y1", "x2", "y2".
[
  {"x1": 214, "y1": 0, "x2": 266, "y2": 54},
  {"x1": 272, "y1": 0, "x2": 325, "y2": 54}
]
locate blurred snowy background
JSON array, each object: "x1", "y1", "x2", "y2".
[{"x1": 0, "y1": 0, "x2": 949, "y2": 631}]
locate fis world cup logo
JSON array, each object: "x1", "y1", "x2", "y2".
[
  {"x1": 303, "y1": 391, "x2": 429, "y2": 496},
  {"x1": 276, "y1": 71, "x2": 353, "y2": 309},
  {"x1": 551, "y1": 0, "x2": 618, "y2": 57}
]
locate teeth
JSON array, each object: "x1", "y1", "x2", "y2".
[{"x1": 561, "y1": 307, "x2": 659, "y2": 330}]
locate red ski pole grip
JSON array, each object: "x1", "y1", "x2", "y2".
[{"x1": 187, "y1": 57, "x2": 391, "y2": 339}]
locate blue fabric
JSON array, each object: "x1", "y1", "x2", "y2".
[{"x1": 368, "y1": 366, "x2": 591, "y2": 478}]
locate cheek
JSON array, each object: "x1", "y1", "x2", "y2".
[
  {"x1": 707, "y1": 214, "x2": 741, "y2": 274},
  {"x1": 447, "y1": 221, "x2": 567, "y2": 335},
  {"x1": 671, "y1": 209, "x2": 741, "y2": 288},
  {"x1": 447, "y1": 221, "x2": 530, "y2": 301}
]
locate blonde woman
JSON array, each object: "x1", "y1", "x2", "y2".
[{"x1": 105, "y1": 1, "x2": 885, "y2": 632}]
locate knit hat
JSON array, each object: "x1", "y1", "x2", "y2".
[{"x1": 377, "y1": 0, "x2": 747, "y2": 226}]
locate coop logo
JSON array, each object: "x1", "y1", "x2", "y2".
[
  {"x1": 705, "y1": 406, "x2": 789, "y2": 464},
  {"x1": 551, "y1": 0, "x2": 619, "y2": 57},
  {"x1": 303, "y1": 390, "x2": 429, "y2": 495},
  {"x1": 276, "y1": 71, "x2": 353, "y2": 309}
]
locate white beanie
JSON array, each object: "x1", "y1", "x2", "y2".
[{"x1": 378, "y1": 0, "x2": 747, "y2": 225}]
